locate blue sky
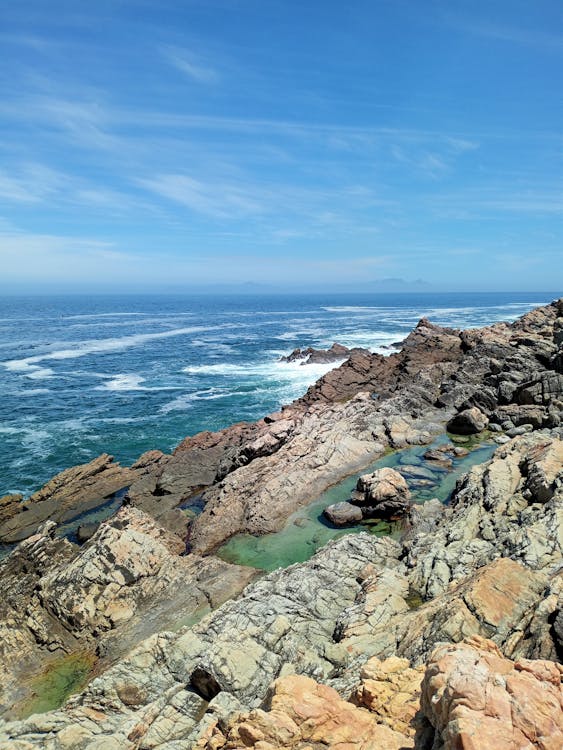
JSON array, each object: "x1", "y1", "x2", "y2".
[{"x1": 0, "y1": 0, "x2": 561, "y2": 292}]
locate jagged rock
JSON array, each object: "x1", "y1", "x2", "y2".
[
  {"x1": 280, "y1": 342, "x2": 352, "y2": 364},
  {"x1": 1, "y1": 300, "x2": 563, "y2": 746},
  {"x1": 0, "y1": 507, "x2": 256, "y2": 716},
  {"x1": 405, "y1": 434, "x2": 563, "y2": 599},
  {"x1": 356, "y1": 655, "x2": 424, "y2": 738},
  {"x1": 421, "y1": 636, "x2": 563, "y2": 750},
  {"x1": 323, "y1": 501, "x2": 363, "y2": 526},
  {"x1": 446, "y1": 406, "x2": 489, "y2": 435},
  {"x1": 199, "y1": 673, "x2": 414, "y2": 749},
  {"x1": 0, "y1": 454, "x2": 139, "y2": 544},
  {"x1": 350, "y1": 467, "x2": 411, "y2": 519}
]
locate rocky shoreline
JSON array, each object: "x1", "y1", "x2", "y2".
[{"x1": 0, "y1": 299, "x2": 561, "y2": 748}]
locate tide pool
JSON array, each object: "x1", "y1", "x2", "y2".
[{"x1": 217, "y1": 436, "x2": 497, "y2": 571}]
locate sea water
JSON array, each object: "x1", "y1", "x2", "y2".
[{"x1": 0, "y1": 291, "x2": 556, "y2": 496}]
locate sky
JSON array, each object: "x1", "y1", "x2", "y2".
[{"x1": 0, "y1": 0, "x2": 562, "y2": 293}]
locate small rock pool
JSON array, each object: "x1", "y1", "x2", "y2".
[{"x1": 216, "y1": 435, "x2": 497, "y2": 572}]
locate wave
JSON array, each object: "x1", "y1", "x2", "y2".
[
  {"x1": 2, "y1": 325, "x2": 233, "y2": 377},
  {"x1": 160, "y1": 388, "x2": 244, "y2": 414},
  {"x1": 96, "y1": 373, "x2": 187, "y2": 392}
]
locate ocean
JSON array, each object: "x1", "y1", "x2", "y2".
[{"x1": 0, "y1": 291, "x2": 557, "y2": 496}]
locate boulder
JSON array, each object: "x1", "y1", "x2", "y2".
[
  {"x1": 323, "y1": 501, "x2": 363, "y2": 526},
  {"x1": 353, "y1": 467, "x2": 411, "y2": 519},
  {"x1": 447, "y1": 407, "x2": 489, "y2": 435}
]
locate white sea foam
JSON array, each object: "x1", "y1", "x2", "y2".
[
  {"x1": 96, "y1": 373, "x2": 185, "y2": 392},
  {"x1": 2, "y1": 325, "x2": 232, "y2": 378},
  {"x1": 159, "y1": 388, "x2": 243, "y2": 414},
  {"x1": 98, "y1": 374, "x2": 147, "y2": 391}
]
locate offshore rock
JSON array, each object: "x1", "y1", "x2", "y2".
[{"x1": 279, "y1": 342, "x2": 353, "y2": 364}]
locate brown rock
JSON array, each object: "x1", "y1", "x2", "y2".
[
  {"x1": 421, "y1": 636, "x2": 563, "y2": 750},
  {"x1": 447, "y1": 407, "x2": 489, "y2": 435},
  {"x1": 0, "y1": 454, "x2": 138, "y2": 543},
  {"x1": 202, "y1": 673, "x2": 413, "y2": 749}
]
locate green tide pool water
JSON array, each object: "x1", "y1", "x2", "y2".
[
  {"x1": 18, "y1": 652, "x2": 96, "y2": 719},
  {"x1": 217, "y1": 436, "x2": 497, "y2": 572}
]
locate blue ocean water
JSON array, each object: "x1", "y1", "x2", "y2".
[{"x1": 0, "y1": 291, "x2": 557, "y2": 496}]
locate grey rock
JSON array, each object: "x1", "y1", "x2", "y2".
[{"x1": 323, "y1": 501, "x2": 363, "y2": 526}]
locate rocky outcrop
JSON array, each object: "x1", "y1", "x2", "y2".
[
  {"x1": 279, "y1": 342, "x2": 353, "y2": 364},
  {"x1": 128, "y1": 299, "x2": 562, "y2": 552},
  {"x1": 422, "y1": 636, "x2": 563, "y2": 750},
  {"x1": 199, "y1": 672, "x2": 416, "y2": 750},
  {"x1": 0, "y1": 507, "x2": 256, "y2": 716},
  {"x1": 405, "y1": 434, "x2": 563, "y2": 600},
  {"x1": 0, "y1": 300, "x2": 562, "y2": 747},
  {"x1": 0, "y1": 454, "x2": 139, "y2": 544}
]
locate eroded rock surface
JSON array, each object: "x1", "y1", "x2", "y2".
[
  {"x1": 422, "y1": 636, "x2": 563, "y2": 750},
  {"x1": 0, "y1": 454, "x2": 139, "y2": 544},
  {"x1": 0, "y1": 507, "x2": 256, "y2": 717},
  {"x1": 0, "y1": 300, "x2": 562, "y2": 747}
]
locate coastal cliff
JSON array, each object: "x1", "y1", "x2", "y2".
[{"x1": 0, "y1": 299, "x2": 561, "y2": 748}]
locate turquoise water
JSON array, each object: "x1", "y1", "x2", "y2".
[
  {"x1": 0, "y1": 292, "x2": 551, "y2": 495},
  {"x1": 217, "y1": 436, "x2": 497, "y2": 571}
]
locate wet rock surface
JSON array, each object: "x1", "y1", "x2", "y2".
[{"x1": 0, "y1": 454, "x2": 139, "y2": 544}]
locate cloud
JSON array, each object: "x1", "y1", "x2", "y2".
[
  {"x1": 137, "y1": 174, "x2": 265, "y2": 218},
  {"x1": 161, "y1": 45, "x2": 219, "y2": 84}
]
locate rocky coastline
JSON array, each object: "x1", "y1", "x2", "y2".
[{"x1": 0, "y1": 299, "x2": 562, "y2": 748}]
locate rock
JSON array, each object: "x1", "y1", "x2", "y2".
[
  {"x1": 421, "y1": 636, "x2": 563, "y2": 750},
  {"x1": 323, "y1": 501, "x2": 363, "y2": 526},
  {"x1": 447, "y1": 407, "x2": 489, "y2": 435},
  {"x1": 423, "y1": 449, "x2": 453, "y2": 468},
  {"x1": 0, "y1": 454, "x2": 139, "y2": 544},
  {"x1": 353, "y1": 467, "x2": 411, "y2": 519},
  {"x1": 76, "y1": 522, "x2": 98, "y2": 543},
  {"x1": 0, "y1": 507, "x2": 257, "y2": 716},
  {"x1": 356, "y1": 655, "x2": 424, "y2": 738},
  {"x1": 280, "y1": 342, "x2": 353, "y2": 364},
  {"x1": 202, "y1": 673, "x2": 414, "y2": 749},
  {"x1": 507, "y1": 423, "x2": 533, "y2": 437}
]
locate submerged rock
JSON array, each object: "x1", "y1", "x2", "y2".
[{"x1": 323, "y1": 501, "x2": 363, "y2": 526}]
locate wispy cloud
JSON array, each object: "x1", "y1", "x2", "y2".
[
  {"x1": 137, "y1": 174, "x2": 265, "y2": 218},
  {"x1": 0, "y1": 164, "x2": 64, "y2": 202},
  {"x1": 161, "y1": 45, "x2": 219, "y2": 84}
]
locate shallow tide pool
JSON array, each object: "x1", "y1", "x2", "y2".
[{"x1": 217, "y1": 435, "x2": 497, "y2": 572}]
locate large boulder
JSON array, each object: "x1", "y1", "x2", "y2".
[
  {"x1": 447, "y1": 406, "x2": 489, "y2": 435},
  {"x1": 353, "y1": 467, "x2": 411, "y2": 519}
]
